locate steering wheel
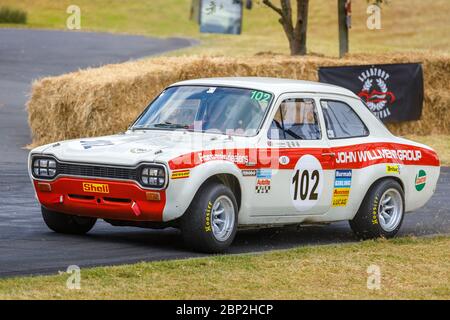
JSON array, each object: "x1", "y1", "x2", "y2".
[{"x1": 272, "y1": 119, "x2": 303, "y2": 140}]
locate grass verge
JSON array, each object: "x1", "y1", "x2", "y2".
[{"x1": 1, "y1": 236, "x2": 449, "y2": 299}]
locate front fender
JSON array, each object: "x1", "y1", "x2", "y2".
[{"x1": 162, "y1": 161, "x2": 244, "y2": 222}]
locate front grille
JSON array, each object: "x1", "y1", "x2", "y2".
[
  {"x1": 57, "y1": 163, "x2": 138, "y2": 181},
  {"x1": 31, "y1": 154, "x2": 167, "y2": 189}
]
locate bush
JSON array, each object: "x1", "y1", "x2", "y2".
[{"x1": 0, "y1": 6, "x2": 27, "y2": 24}]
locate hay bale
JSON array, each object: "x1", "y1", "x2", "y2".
[{"x1": 27, "y1": 52, "x2": 450, "y2": 147}]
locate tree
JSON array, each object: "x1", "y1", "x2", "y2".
[
  {"x1": 337, "y1": 0, "x2": 350, "y2": 58},
  {"x1": 189, "y1": 0, "x2": 201, "y2": 23},
  {"x1": 262, "y1": 0, "x2": 309, "y2": 55}
]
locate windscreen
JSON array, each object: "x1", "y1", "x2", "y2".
[{"x1": 132, "y1": 86, "x2": 273, "y2": 136}]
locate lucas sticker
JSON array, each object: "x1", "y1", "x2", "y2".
[{"x1": 332, "y1": 170, "x2": 352, "y2": 207}]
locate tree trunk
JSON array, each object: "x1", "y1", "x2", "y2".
[
  {"x1": 190, "y1": 0, "x2": 200, "y2": 23},
  {"x1": 285, "y1": 0, "x2": 308, "y2": 55},
  {"x1": 294, "y1": 0, "x2": 308, "y2": 55},
  {"x1": 264, "y1": 0, "x2": 309, "y2": 56},
  {"x1": 338, "y1": 0, "x2": 349, "y2": 57}
]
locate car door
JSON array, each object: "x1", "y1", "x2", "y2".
[
  {"x1": 318, "y1": 96, "x2": 372, "y2": 214},
  {"x1": 250, "y1": 93, "x2": 335, "y2": 217}
]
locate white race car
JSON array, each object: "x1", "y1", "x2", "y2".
[{"x1": 29, "y1": 77, "x2": 440, "y2": 252}]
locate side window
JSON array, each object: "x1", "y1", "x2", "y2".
[
  {"x1": 268, "y1": 98, "x2": 321, "y2": 140},
  {"x1": 320, "y1": 100, "x2": 369, "y2": 139}
]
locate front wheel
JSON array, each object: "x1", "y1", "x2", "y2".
[
  {"x1": 180, "y1": 181, "x2": 238, "y2": 253},
  {"x1": 350, "y1": 179, "x2": 404, "y2": 239},
  {"x1": 42, "y1": 206, "x2": 97, "y2": 235}
]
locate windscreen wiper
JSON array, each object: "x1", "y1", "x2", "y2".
[{"x1": 153, "y1": 121, "x2": 190, "y2": 129}]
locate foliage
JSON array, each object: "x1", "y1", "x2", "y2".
[{"x1": 0, "y1": 6, "x2": 27, "y2": 24}]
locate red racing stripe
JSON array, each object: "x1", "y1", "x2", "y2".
[{"x1": 168, "y1": 142, "x2": 440, "y2": 171}]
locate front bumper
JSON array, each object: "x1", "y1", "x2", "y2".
[{"x1": 33, "y1": 177, "x2": 166, "y2": 221}]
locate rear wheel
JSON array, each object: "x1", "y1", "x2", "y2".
[
  {"x1": 350, "y1": 179, "x2": 404, "y2": 239},
  {"x1": 180, "y1": 181, "x2": 238, "y2": 253},
  {"x1": 41, "y1": 206, "x2": 96, "y2": 235}
]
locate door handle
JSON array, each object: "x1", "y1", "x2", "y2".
[{"x1": 321, "y1": 152, "x2": 335, "y2": 157}]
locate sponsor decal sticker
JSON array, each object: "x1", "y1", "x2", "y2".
[
  {"x1": 242, "y1": 169, "x2": 257, "y2": 177},
  {"x1": 279, "y1": 155, "x2": 290, "y2": 165},
  {"x1": 268, "y1": 140, "x2": 288, "y2": 148},
  {"x1": 336, "y1": 149, "x2": 422, "y2": 164},
  {"x1": 130, "y1": 148, "x2": 151, "y2": 154},
  {"x1": 386, "y1": 164, "x2": 400, "y2": 174},
  {"x1": 287, "y1": 141, "x2": 301, "y2": 148},
  {"x1": 290, "y1": 155, "x2": 324, "y2": 211},
  {"x1": 80, "y1": 140, "x2": 114, "y2": 149},
  {"x1": 327, "y1": 129, "x2": 335, "y2": 138},
  {"x1": 197, "y1": 152, "x2": 249, "y2": 165},
  {"x1": 171, "y1": 170, "x2": 190, "y2": 179},
  {"x1": 255, "y1": 169, "x2": 272, "y2": 194},
  {"x1": 257, "y1": 169, "x2": 272, "y2": 179},
  {"x1": 332, "y1": 170, "x2": 352, "y2": 207},
  {"x1": 82, "y1": 182, "x2": 109, "y2": 194},
  {"x1": 415, "y1": 169, "x2": 427, "y2": 191}
]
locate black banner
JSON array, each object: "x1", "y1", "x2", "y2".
[{"x1": 318, "y1": 63, "x2": 424, "y2": 122}]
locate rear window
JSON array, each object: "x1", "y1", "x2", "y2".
[{"x1": 320, "y1": 100, "x2": 369, "y2": 139}]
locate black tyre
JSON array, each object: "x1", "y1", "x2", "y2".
[
  {"x1": 180, "y1": 181, "x2": 238, "y2": 253},
  {"x1": 350, "y1": 179, "x2": 404, "y2": 239},
  {"x1": 41, "y1": 206, "x2": 97, "y2": 235}
]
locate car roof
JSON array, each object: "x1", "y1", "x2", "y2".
[{"x1": 171, "y1": 77, "x2": 358, "y2": 98}]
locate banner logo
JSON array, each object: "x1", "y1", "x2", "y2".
[
  {"x1": 319, "y1": 63, "x2": 423, "y2": 123},
  {"x1": 357, "y1": 67, "x2": 396, "y2": 120}
]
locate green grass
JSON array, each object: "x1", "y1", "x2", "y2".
[
  {"x1": 0, "y1": 0, "x2": 449, "y2": 56},
  {"x1": 1, "y1": 236, "x2": 449, "y2": 299}
]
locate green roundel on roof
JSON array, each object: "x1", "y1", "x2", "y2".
[{"x1": 415, "y1": 170, "x2": 427, "y2": 191}]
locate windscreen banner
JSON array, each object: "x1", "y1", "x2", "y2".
[
  {"x1": 318, "y1": 63, "x2": 424, "y2": 122},
  {"x1": 200, "y1": 0, "x2": 243, "y2": 35}
]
